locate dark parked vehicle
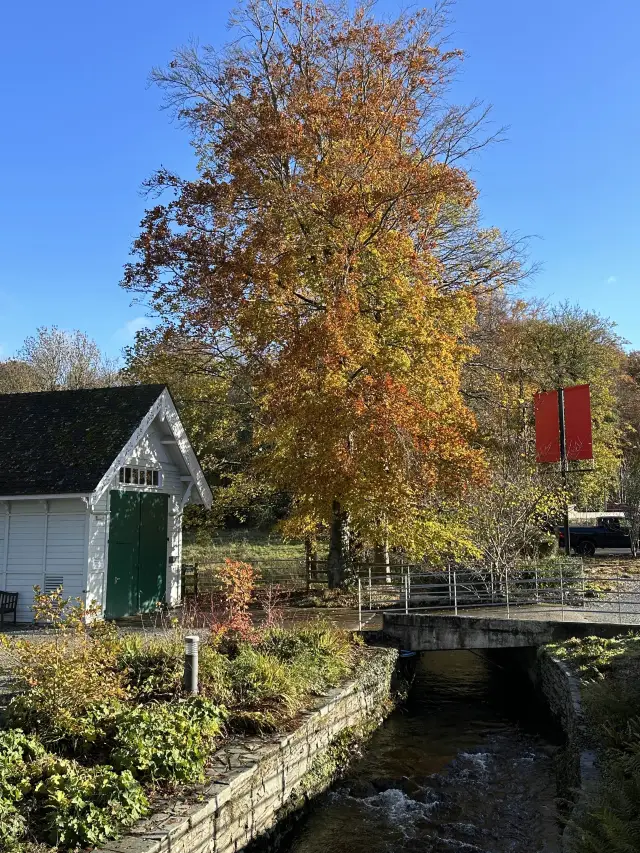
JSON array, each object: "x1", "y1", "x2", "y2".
[{"x1": 558, "y1": 516, "x2": 632, "y2": 556}]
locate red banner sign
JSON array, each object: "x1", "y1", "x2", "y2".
[
  {"x1": 534, "y1": 390, "x2": 561, "y2": 463},
  {"x1": 564, "y1": 384, "x2": 593, "y2": 461}
]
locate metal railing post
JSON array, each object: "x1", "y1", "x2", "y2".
[
  {"x1": 560, "y1": 561, "x2": 565, "y2": 621},
  {"x1": 404, "y1": 573, "x2": 409, "y2": 615},
  {"x1": 358, "y1": 578, "x2": 362, "y2": 630},
  {"x1": 506, "y1": 568, "x2": 510, "y2": 619},
  {"x1": 408, "y1": 565, "x2": 412, "y2": 608},
  {"x1": 617, "y1": 575, "x2": 622, "y2": 624},
  {"x1": 448, "y1": 564, "x2": 452, "y2": 606},
  {"x1": 368, "y1": 565, "x2": 372, "y2": 610},
  {"x1": 534, "y1": 562, "x2": 539, "y2": 603},
  {"x1": 581, "y1": 559, "x2": 586, "y2": 609},
  {"x1": 453, "y1": 570, "x2": 458, "y2": 616},
  {"x1": 490, "y1": 564, "x2": 495, "y2": 603}
]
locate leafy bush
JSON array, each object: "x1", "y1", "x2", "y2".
[
  {"x1": 0, "y1": 730, "x2": 148, "y2": 851},
  {"x1": 109, "y1": 698, "x2": 224, "y2": 784},
  {"x1": 29, "y1": 757, "x2": 148, "y2": 849},
  {"x1": 0, "y1": 730, "x2": 45, "y2": 849},
  {"x1": 0, "y1": 590, "x2": 125, "y2": 744},
  {"x1": 0, "y1": 798, "x2": 27, "y2": 850}
]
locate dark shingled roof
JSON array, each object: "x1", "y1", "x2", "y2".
[{"x1": 0, "y1": 384, "x2": 166, "y2": 496}]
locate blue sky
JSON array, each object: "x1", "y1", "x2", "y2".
[{"x1": 0, "y1": 0, "x2": 638, "y2": 360}]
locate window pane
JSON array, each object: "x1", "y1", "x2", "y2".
[
  {"x1": 146, "y1": 470, "x2": 153, "y2": 485},
  {"x1": 119, "y1": 468, "x2": 124, "y2": 483},
  {"x1": 152, "y1": 470, "x2": 159, "y2": 486},
  {"x1": 124, "y1": 468, "x2": 131, "y2": 484}
]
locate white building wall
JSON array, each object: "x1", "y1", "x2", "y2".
[
  {"x1": 87, "y1": 418, "x2": 189, "y2": 613},
  {"x1": 2, "y1": 499, "x2": 88, "y2": 622}
]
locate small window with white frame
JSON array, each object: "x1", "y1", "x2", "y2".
[{"x1": 118, "y1": 466, "x2": 162, "y2": 488}]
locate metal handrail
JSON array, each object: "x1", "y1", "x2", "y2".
[{"x1": 356, "y1": 564, "x2": 640, "y2": 626}]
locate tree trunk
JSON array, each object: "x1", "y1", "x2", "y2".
[
  {"x1": 328, "y1": 500, "x2": 350, "y2": 588},
  {"x1": 373, "y1": 537, "x2": 391, "y2": 584}
]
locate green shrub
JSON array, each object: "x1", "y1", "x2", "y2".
[
  {"x1": 0, "y1": 731, "x2": 148, "y2": 851},
  {"x1": 0, "y1": 596, "x2": 126, "y2": 745},
  {"x1": 0, "y1": 798, "x2": 27, "y2": 849},
  {"x1": 29, "y1": 756, "x2": 148, "y2": 849},
  {"x1": 110, "y1": 698, "x2": 224, "y2": 784}
]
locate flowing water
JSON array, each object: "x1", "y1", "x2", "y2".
[{"x1": 284, "y1": 650, "x2": 563, "y2": 853}]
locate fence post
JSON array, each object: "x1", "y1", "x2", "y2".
[
  {"x1": 534, "y1": 562, "x2": 539, "y2": 604},
  {"x1": 404, "y1": 573, "x2": 409, "y2": 615},
  {"x1": 505, "y1": 567, "x2": 510, "y2": 618},
  {"x1": 560, "y1": 561, "x2": 565, "y2": 621},
  {"x1": 453, "y1": 570, "x2": 458, "y2": 616},
  {"x1": 358, "y1": 578, "x2": 362, "y2": 630},
  {"x1": 581, "y1": 558, "x2": 586, "y2": 609},
  {"x1": 617, "y1": 575, "x2": 622, "y2": 624},
  {"x1": 408, "y1": 565, "x2": 412, "y2": 609},
  {"x1": 368, "y1": 565, "x2": 372, "y2": 610},
  {"x1": 448, "y1": 564, "x2": 452, "y2": 607},
  {"x1": 490, "y1": 564, "x2": 495, "y2": 604}
]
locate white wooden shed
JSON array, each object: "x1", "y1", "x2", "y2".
[{"x1": 0, "y1": 384, "x2": 212, "y2": 621}]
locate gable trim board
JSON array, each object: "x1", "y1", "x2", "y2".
[
  {"x1": 92, "y1": 388, "x2": 212, "y2": 511},
  {"x1": 0, "y1": 385, "x2": 211, "y2": 622}
]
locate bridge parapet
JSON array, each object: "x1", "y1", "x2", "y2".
[{"x1": 383, "y1": 613, "x2": 639, "y2": 652}]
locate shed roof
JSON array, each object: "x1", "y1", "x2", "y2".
[{"x1": 0, "y1": 384, "x2": 167, "y2": 497}]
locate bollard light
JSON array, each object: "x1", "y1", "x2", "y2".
[{"x1": 184, "y1": 634, "x2": 200, "y2": 695}]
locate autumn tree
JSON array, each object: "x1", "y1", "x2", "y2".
[
  {"x1": 123, "y1": 0, "x2": 525, "y2": 585},
  {"x1": 465, "y1": 298, "x2": 625, "y2": 552},
  {"x1": 0, "y1": 359, "x2": 41, "y2": 393},
  {"x1": 124, "y1": 328, "x2": 283, "y2": 528},
  {"x1": 1, "y1": 326, "x2": 120, "y2": 392}
]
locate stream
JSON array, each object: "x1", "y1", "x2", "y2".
[{"x1": 284, "y1": 650, "x2": 563, "y2": 853}]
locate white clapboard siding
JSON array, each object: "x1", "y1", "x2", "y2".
[
  {"x1": 6, "y1": 506, "x2": 47, "y2": 622},
  {"x1": 45, "y1": 512, "x2": 87, "y2": 602},
  {"x1": 3, "y1": 500, "x2": 89, "y2": 622},
  {"x1": 0, "y1": 507, "x2": 6, "y2": 589}
]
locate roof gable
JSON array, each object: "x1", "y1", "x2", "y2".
[
  {"x1": 92, "y1": 388, "x2": 212, "y2": 509},
  {"x1": 0, "y1": 385, "x2": 166, "y2": 497}
]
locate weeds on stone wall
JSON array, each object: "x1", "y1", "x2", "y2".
[{"x1": 549, "y1": 633, "x2": 640, "y2": 852}]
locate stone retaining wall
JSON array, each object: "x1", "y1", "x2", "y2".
[
  {"x1": 98, "y1": 647, "x2": 398, "y2": 853},
  {"x1": 537, "y1": 648, "x2": 598, "y2": 851}
]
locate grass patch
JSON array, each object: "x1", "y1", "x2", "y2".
[{"x1": 183, "y1": 529, "x2": 328, "y2": 564}]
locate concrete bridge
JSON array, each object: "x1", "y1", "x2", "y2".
[{"x1": 382, "y1": 612, "x2": 639, "y2": 651}]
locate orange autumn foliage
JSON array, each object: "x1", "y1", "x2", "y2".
[{"x1": 123, "y1": 1, "x2": 517, "y2": 557}]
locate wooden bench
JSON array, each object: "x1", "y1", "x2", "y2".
[{"x1": 0, "y1": 591, "x2": 18, "y2": 627}]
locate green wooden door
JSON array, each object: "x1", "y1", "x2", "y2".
[
  {"x1": 138, "y1": 493, "x2": 168, "y2": 612},
  {"x1": 106, "y1": 491, "x2": 141, "y2": 619},
  {"x1": 106, "y1": 491, "x2": 169, "y2": 618}
]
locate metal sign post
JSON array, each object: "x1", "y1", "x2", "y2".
[{"x1": 558, "y1": 388, "x2": 571, "y2": 556}]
